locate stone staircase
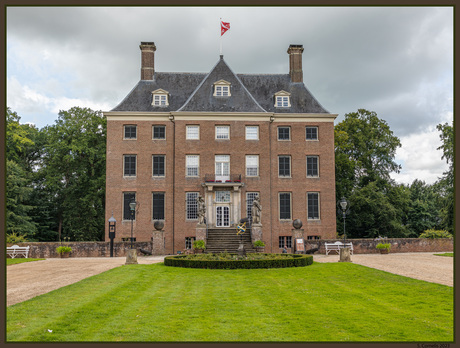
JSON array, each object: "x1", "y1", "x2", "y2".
[{"x1": 205, "y1": 228, "x2": 256, "y2": 253}]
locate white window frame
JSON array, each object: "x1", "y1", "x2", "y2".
[
  {"x1": 246, "y1": 155, "x2": 259, "y2": 177},
  {"x1": 306, "y1": 156, "x2": 319, "y2": 178},
  {"x1": 186, "y1": 125, "x2": 200, "y2": 140},
  {"x1": 151, "y1": 89, "x2": 169, "y2": 106},
  {"x1": 215, "y1": 126, "x2": 230, "y2": 140},
  {"x1": 274, "y1": 90, "x2": 291, "y2": 108},
  {"x1": 245, "y1": 126, "x2": 259, "y2": 140},
  {"x1": 186, "y1": 192, "x2": 199, "y2": 220},
  {"x1": 246, "y1": 192, "x2": 259, "y2": 221},
  {"x1": 213, "y1": 80, "x2": 231, "y2": 97},
  {"x1": 215, "y1": 191, "x2": 231, "y2": 203},
  {"x1": 215, "y1": 155, "x2": 230, "y2": 181},
  {"x1": 186, "y1": 155, "x2": 199, "y2": 177}
]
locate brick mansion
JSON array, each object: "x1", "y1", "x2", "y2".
[{"x1": 104, "y1": 42, "x2": 338, "y2": 254}]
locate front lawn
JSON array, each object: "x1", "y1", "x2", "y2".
[
  {"x1": 7, "y1": 258, "x2": 45, "y2": 266},
  {"x1": 434, "y1": 253, "x2": 453, "y2": 257},
  {"x1": 7, "y1": 262, "x2": 453, "y2": 342}
]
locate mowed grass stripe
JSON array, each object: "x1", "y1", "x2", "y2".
[{"x1": 7, "y1": 262, "x2": 453, "y2": 342}]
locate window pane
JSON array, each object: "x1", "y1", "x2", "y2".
[
  {"x1": 186, "y1": 192, "x2": 199, "y2": 220},
  {"x1": 152, "y1": 192, "x2": 165, "y2": 220},
  {"x1": 153, "y1": 155, "x2": 165, "y2": 176},
  {"x1": 123, "y1": 192, "x2": 136, "y2": 220},
  {"x1": 278, "y1": 127, "x2": 290, "y2": 140},
  {"x1": 306, "y1": 127, "x2": 318, "y2": 140},
  {"x1": 279, "y1": 193, "x2": 291, "y2": 219},
  {"x1": 246, "y1": 192, "x2": 259, "y2": 221},
  {"x1": 124, "y1": 155, "x2": 136, "y2": 176},
  {"x1": 308, "y1": 193, "x2": 319, "y2": 219},
  {"x1": 246, "y1": 126, "x2": 258, "y2": 140},
  {"x1": 124, "y1": 125, "x2": 136, "y2": 139},
  {"x1": 286, "y1": 236, "x2": 292, "y2": 248},
  {"x1": 279, "y1": 236, "x2": 285, "y2": 248},
  {"x1": 186, "y1": 155, "x2": 199, "y2": 176},
  {"x1": 246, "y1": 155, "x2": 259, "y2": 176},
  {"x1": 278, "y1": 156, "x2": 290, "y2": 177},
  {"x1": 153, "y1": 126, "x2": 166, "y2": 139},
  {"x1": 216, "y1": 126, "x2": 229, "y2": 139},
  {"x1": 307, "y1": 156, "x2": 318, "y2": 177},
  {"x1": 216, "y1": 191, "x2": 231, "y2": 203},
  {"x1": 186, "y1": 126, "x2": 199, "y2": 140}
]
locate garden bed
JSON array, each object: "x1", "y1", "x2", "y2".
[{"x1": 164, "y1": 253, "x2": 313, "y2": 269}]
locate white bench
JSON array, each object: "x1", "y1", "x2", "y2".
[
  {"x1": 7, "y1": 245, "x2": 30, "y2": 258},
  {"x1": 325, "y1": 241, "x2": 353, "y2": 255}
]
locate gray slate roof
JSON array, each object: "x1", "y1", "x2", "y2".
[{"x1": 112, "y1": 56, "x2": 329, "y2": 114}]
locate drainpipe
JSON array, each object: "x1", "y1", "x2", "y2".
[
  {"x1": 269, "y1": 115, "x2": 275, "y2": 253},
  {"x1": 169, "y1": 114, "x2": 175, "y2": 254}
]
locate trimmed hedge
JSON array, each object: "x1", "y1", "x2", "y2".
[{"x1": 164, "y1": 253, "x2": 313, "y2": 269}]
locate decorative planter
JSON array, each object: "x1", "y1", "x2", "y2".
[
  {"x1": 255, "y1": 247, "x2": 265, "y2": 253},
  {"x1": 194, "y1": 249, "x2": 204, "y2": 254},
  {"x1": 60, "y1": 252, "x2": 70, "y2": 258},
  {"x1": 379, "y1": 249, "x2": 389, "y2": 254}
]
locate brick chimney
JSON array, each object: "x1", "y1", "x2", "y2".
[
  {"x1": 287, "y1": 44, "x2": 304, "y2": 83},
  {"x1": 139, "y1": 42, "x2": 156, "y2": 80}
]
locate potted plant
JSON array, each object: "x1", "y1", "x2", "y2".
[
  {"x1": 56, "y1": 246, "x2": 72, "y2": 258},
  {"x1": 193, "y1": 240, "x2": 206, "y2": 254},
  {"x1": 376, "y1": 243, "x2": 390, "y2": 254},
  {"x1": 253, "y1": 240, "x2": 265, "y2": 252}
]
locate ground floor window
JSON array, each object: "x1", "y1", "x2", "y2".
[
  {"x1": 185, "y1": 237, "x2": 196, "y2": 249},
  {"x1": 123, "y1": 192, "x2": 136, "y2": 220},
  {"x1": 279, "y1": 236, "x2": 292, "y2": 248},
  {"x1": 307, "y1": 236, "x2": 321, "y2": 240},
  {"x1": 186, "y1": 192, "x2": 199, "y2": 220},
  {"x1": 122, "y1": 237, "x2": 136, "y2": 242},
  {"x1": 246, "y1": 192, "x2": 259, "y2": 222}
]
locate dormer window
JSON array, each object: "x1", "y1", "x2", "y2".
[
  {"x1": 151, "y1": 89, "x2": 169, "y2": 106},
  {"x1": 213, "y1": 80, "x2": 231, "y2": 97},
  {"x1": 274, "y1": 91, "x2": 291, "y2": 107}
]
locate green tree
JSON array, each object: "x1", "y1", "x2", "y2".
[{"x1": 40, "y1": 107, "x2": 106, "y2": 241}]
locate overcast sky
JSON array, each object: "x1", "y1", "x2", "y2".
[{"x1": 6, "y1": 6, "x2": 453, "y2": 185}]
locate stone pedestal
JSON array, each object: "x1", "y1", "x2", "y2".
[
  {"x1": 339, "y1": 247, "x2": 352, "y2": 262},
  {"x1": 196, "y1": 224, "x2": 207, "y2": 242},
  {"x1": 152, "y1": 230, "x2": 165, "y2": 255},
  {"x1": 125, "y1": 248, "x2": 138, "y2": 265},
  {"x1": 291, "y1": 228, "x2": 304, "y2": 240},
  {"x1": 251, "y1": 224, "x2": 262, "y2": 242}
]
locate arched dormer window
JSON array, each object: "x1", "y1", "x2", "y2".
[
  {"x1": 151, "y1": 89, "x2": 169, "y2": 106},
  {"x1": 274, "y1": 90, "x2": 291, "y2": 108},
  {"x1": 213, "y1": 80, "x2": 231, "y2": 97}
]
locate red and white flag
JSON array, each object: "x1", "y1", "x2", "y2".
[{"x1": 221, "y1": 21, "x2": 230, "y2": 36}]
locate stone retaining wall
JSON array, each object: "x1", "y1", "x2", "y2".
[{"x1": 306, "y1": 238, "x2": 453, "y2": 254}]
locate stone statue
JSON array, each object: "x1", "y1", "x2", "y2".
[
  {"x1": 251, "y1": 196, "x2": 262, "y2": 224},
  {"x1": 197, "y1": 195, "x2": 206, "y2": 225}
]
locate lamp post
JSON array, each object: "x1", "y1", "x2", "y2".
[
  {"x1": 129, "y1": 200, "x2": 137, "y2": 249},
  {"x1": 339, "y1": 197, "x2": 348, "y2": 245},
  {"x1": 108, "y1": 212, "x2": 116, "y2": 257},
  {"x1": 338, "y1": 197, "x2": 351, "y2": 262}
]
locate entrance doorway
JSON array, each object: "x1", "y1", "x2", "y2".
[{"x1": 216, "y1": 206, "x2": 230, "y2": 227}]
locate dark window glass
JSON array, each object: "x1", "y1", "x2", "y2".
[
  {"x1": 279, "y1": 156, "x2": 291, "y2": 177},
  {"x1": 279, "y1": 193, "x2": 291, "y2": 220},
  {"x1": 278, "y1": 127, "x2": 290, "y2": 140},
  {"x1": 124, "y1": 125, "x2": 137, "y2": 139},
  {"x1": 286, "y1": 236, "x2": 292, "y2": 248},
  {"x1": 307, "y1": 156, "x2": 318, "y2": 177},
  {"x1": 153, "y1": 155, "x2": 165, "y2": 176},
  {"x1": 123, "y1": 192, "x2": 136, "y2": 220},
  {"x1": 152, "y1": 192, "x2": 165, "y2": 220},
  {"x1": 124, "y1": 155, "x2": 136, "y2": 176},
  {"x1": 306, "y1": 127, "x2": 318, "y2": 140},
  {"x1": 308, "y1": 193, "x2": 320, "y2": 219},
  {"x1": 153, "y1": 126, "x2": 166, "y2": 139}
]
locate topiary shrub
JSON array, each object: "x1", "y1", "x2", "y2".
[
  {"x1": 164, "y1": 253, "x2": 313, "y2": 269},
  {"x1": 419, "y1": 229, "x2": 453, "y2": 239}
]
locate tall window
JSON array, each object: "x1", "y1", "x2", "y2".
[
  {"x1": 123, "y1": 192, "x2": 136, "y2": 220},
  {"x1": 124, "y1": 125, "x2": 137, "y2": 139},
  {"x1": 278, "y1": 127, "x2": 290, "y2": 140},
  {"x1": 306, "y1": 156, "x2": 319, "y2": 177},
  {"x1": 152, "y1": 192, "x2": 165, "y2": 220},
  {"x1": 307, "y1": 193, "x2": 320, "y2": 220},
  {"x1": 216, "y1": 126, "x2": 230, "y2": 139},
  {"x1": 246, "y1": 192, "x2": 259, "y2": 222},
  {"x1": 278, "y1": 156, "x2": 291, "y2": 177},
  {"x1": 185, "y1": 237, "x2": 196, "y2": 250},
  {"x1": 215, "y1": 155, "x2": 230, "y2": 180},
  {"x1": 306, "y1": 127, "x2": 318, "y2": 140},
  {"x1": 152, "y1": 155, "x2": 165, "y2": 177},
  {"x1": 279, "y1": 192, "x2": 291, "y2": 220},
  {"x1": 246, "y1": 155, "x2": 259, "y2": 177},
  {"x1": 153, "y1": 125, "x2": 166, "y2": 139},
  {"x1": 245, "y1": 126, "x2": 259, "y2": 140},
  {"x1": 186, "y1": 155, "x2": 199, "y2": 177},
  {"x1": 186, "y1": 192, "x2": 199, "y2": 220},
  {"x1": 186, "y1": 125, "x2": 200, "y2": 140},
  {"x1": 123, "y1": 155, "x2": 136, "y2": 177},
  {"x1": 279, "y1": 236, "x2": 292, "y2": 248}
]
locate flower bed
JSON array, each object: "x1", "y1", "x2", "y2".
[{"x1": 164, "y1": 253, "x2": 313, "y2": 269}]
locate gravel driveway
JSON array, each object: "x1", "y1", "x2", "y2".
[{"x1": 7, "y1": 252, "x2": 453, "y2": 307}]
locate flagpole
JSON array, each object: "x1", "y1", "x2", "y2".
[{"x1": 220, "y1": 18, "x2": 222, "y2": 55}]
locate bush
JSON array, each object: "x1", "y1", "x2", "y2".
[
  {"x1": 192, "y1": 240, "x2": 206, "y2": 250},
  {"x1": 253, "y1": 240, "x2": 265, "y2": 247},
  {"x1": 419, "y1": 229, "x2": 453, "y2": 239},
  {"x1": 376, "y1": 243, "x2": 391, "y2": 251},
  {"x1": 6, "y1": 232, "x2": 27, "y2": 244},
  {"x1": 56, "y1": 246, "x2": 72, "y2": 254},
  {"x1": 164, "y1": 253, "x2": 313, "y2": 269}
]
